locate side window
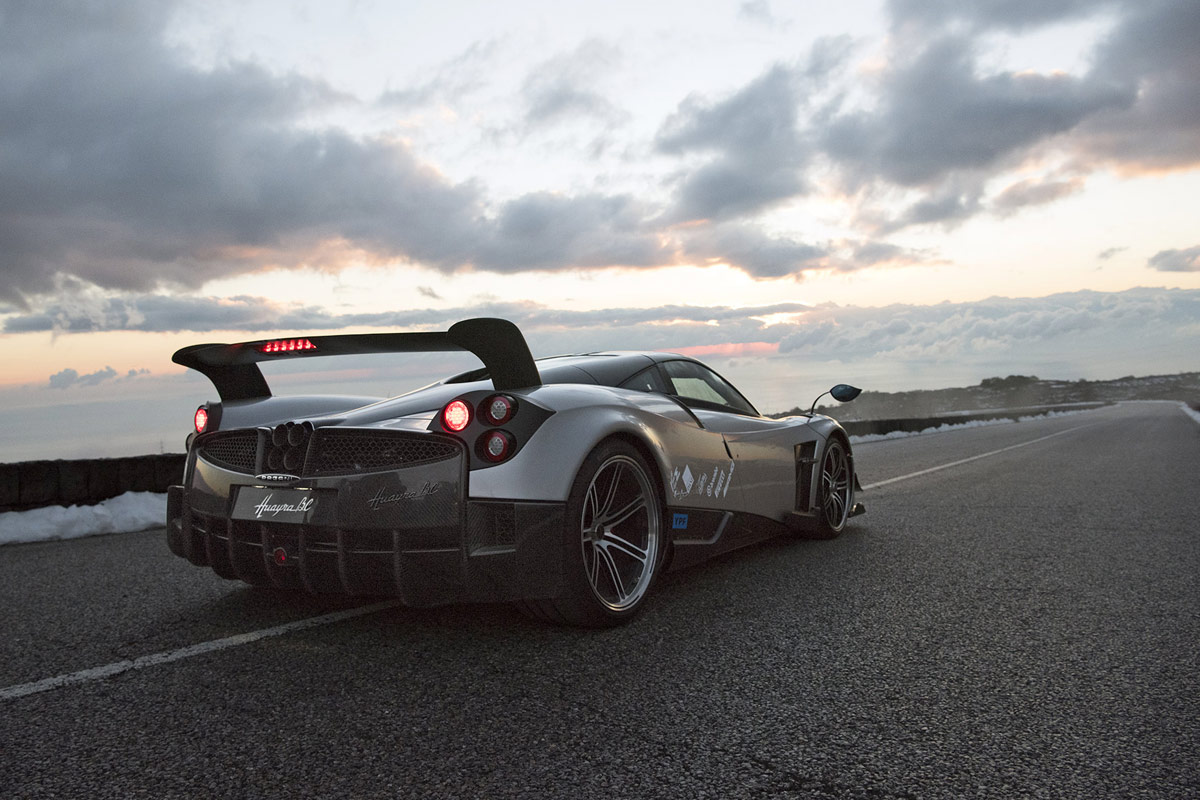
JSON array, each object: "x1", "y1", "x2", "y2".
[
  {"x1": 619, "y1": 365, "x2": 671, "y2": 394},
  {"x1": 661, "y1": 360, "x2": 758, "y2": 416}
]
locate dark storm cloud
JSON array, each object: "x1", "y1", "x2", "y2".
[
  {"x1": 887, "y1": 185, "x2": 985, "y2": 231},
  {"x1": 656, "y1": 64, "x2": 812, "y2": 222},
  {"x1": 820, "y1": 37, "x2": 1131, "y2": 189},
  {"x1": 3, "y1": 0, "x2": 1195, "y2": 304},
  {"x1": 672, "y1": 220, "x2": 929, "y2": 279},
  {"x1": 850, "y1": 241, "x2": 926, "y2": 266},
  {"x1": 653, "y1": 36, "x2": 855, "y2": 224},
  {"x1": 888, "y1": 1, "x2": 1200, "y2": 170},
  {"x1": 678, "y1": 224, "x2": 827, "y2": 278},
  {"x1": 1076, "y1": 0, "x2": 1200, "y2": 170},
  {"x1": 0, "y1": 2, "x2": 464, "y2": 299},
  {"x1": 886, "y1": 0, "x2": 1115, "y2": 32},
  {"x1": 820, "y1": 1, "x2": 1198, "y2": 231},
  {"x1": 0, "y1": 3, "x2": 665, "y2": 304},
  {"x1": 48, "y1": 366, "x2": 118, "y2": 390},
  {"x1": 1147, "y1": 246, "x2": 1200, "y2": 273},
  {"x1": 476, "y1": 192, "x2": 668, "y2": 271}
]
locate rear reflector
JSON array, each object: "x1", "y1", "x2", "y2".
[
  {"x1": 482, "y1": 394, "x2": 515, "y2": 425},
  {"x1": 194, "y1": 407, "x2": 209, "y2": 434},
  {"x1": 480, "y1": 430, "x2": 513, "y2": 462}
]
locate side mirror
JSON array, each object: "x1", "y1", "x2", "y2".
[
  {"x1": 809, "y1": 384, "x2": 862, "y2": 414},
  {"x1": 830, "y1": 384, "x2": 862, "y2": 403}
]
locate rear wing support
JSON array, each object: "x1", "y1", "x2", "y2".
[{"x1": 172, "y1": 318, "x2": 541, "y2": 401}]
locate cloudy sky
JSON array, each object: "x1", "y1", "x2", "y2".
[{"x1": 1, "y1": 0, "x2": 1198, "y2": 459}]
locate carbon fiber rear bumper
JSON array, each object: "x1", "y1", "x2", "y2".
[{"x1": 167, "y1": 485, "x2": 567, "y2": 606}]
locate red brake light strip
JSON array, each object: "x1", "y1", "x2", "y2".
[{"x1": 260, "y1": 339, "x2": 317, "y2": 353}]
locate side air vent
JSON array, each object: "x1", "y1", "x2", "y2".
[{"x1": 795, "y1": 441, "x2": 817, "y2": 512}]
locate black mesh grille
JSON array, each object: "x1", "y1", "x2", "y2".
[
  {"x1": 305, "y1": 430, "x2": 460, "y2": 476},
  {"x1": 198, "y1": 431, "x2": 259, "y2": 473},
  {"x1": 197, "y1": 426, "x2": 458, "y2": 477},
  {"x1": 467, "y1": 502, "x2": 517, "y2": 553}
]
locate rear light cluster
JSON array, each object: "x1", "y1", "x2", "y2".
[
  {"x1": 260, "y1": 338, "x2": 316, "y2": 354},
  {"x1": 480, "y1": 430, "x2": 513, "y2": 462},
  {"x1": 442, "y1": 400, "x2": 471, "y2": 432},
  {"x1": 194, "y1": 406, "x2": 209, "y2": 434},
  {"x1": 441, "y1": 394, "x2": 519, "y2": 464}
]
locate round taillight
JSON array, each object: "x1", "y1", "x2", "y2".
[
  {"x1": 480, "y1": 430, "x2": 513, "y2": 462},
  {"x1": 194, "y1": 406, "x2": 208, "y2": 434},
  {"x1": 442, "y1": 399, "x2": 472, "y2": 432},
  {"x1": 482, "y1": 394, "x2": 515, "y2": 425}
]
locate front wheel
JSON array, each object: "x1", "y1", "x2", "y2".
[
  {"x1": 812, "y1": 438, "x2": 853, "y2": 539},
  {"x1": 520, "y1": 440, "x2": 664, "y2": 627}
]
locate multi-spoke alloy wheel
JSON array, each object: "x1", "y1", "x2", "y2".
[
  {"x1": 519, "y1": 440, "x2": 663, "y2": 627},
  {"x1": 816, "y1": 438, "x2": 852, "y2": 538},
  {"x1": 580, "y1": 454, "x2": 660, "y2": 612}
]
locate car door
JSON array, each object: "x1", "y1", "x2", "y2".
[
  {"x1": 656, "y1": 360, "x2": 809, "y2": 524},
  {"x1": 619, "y1": 364, "x2": 742, "y2": 513}
]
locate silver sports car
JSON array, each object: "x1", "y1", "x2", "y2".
[{"x1": 167, "y1": 318, "x2": 864, "y2": 626}]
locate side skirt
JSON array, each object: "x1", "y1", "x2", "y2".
[{"x1": 664, "y1": 508, "x2": 789, "y2": 572}]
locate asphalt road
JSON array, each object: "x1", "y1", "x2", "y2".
[{"x1": 1, "y1": 401, "x2": 1197, "y2": 799}]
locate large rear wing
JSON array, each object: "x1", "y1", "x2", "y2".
[{"x1": 172, "y1": 317, "x2": 541, "y2": 401}]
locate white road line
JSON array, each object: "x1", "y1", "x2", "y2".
[
  {"x1": 0, "y1": 600, "x2": 402, "y2": 703},
  {"x1": 861, "y1": 424, "x2": 1092, "y2": 491},
  {"x1": 1178, "y1": 401, "x2": 1200, "y2": 427}
]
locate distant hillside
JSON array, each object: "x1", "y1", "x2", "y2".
[{"x1": 776, "y1": 372, "x2": 1200, "y2": 421}]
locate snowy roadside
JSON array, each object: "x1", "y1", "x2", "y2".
[
  {"x1": 1, "y1": 402, "x2": 1195, "y2": 546},
  {"x1": 0, "y1": 492, "x2": 166, "y2": 546},
  {"x1": 847, "y1": 407, "x2": 1094, "y2": 444}
]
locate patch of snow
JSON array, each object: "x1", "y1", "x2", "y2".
[
  {"x1": 1180, "y1": 401, "x2": 1200, "y2": 426},
  {"x1": 0, "y1": 491, "x2": 166, "y2": 546},
  {"x1": 849, "y1": 409, "x2": 1092, "y2": 444}
]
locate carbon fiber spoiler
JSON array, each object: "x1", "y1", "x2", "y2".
[{"x1": 172, "y1": 317, "x2": 541, "y2": 401}]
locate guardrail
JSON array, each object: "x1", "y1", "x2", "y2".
[
  {"x1": 0, "y1": 455, "x2": 185, "y2": 513},
  {"x1": 0, "y1": 402, "x2": 1112, "y2": 513}
]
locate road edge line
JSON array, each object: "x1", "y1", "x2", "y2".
[
  {"x1": 0, "y1": 600, "x2": 402, "y2": 703},
  {"x1": 861, "y1": 424, "x2": 1092, "y2": 491}
]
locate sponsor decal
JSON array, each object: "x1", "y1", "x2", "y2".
[
  {"x1": 366, "y1": 482, "x2": 439, "y2": 511},
  {"x1": 671, "y1": 460, "x2": 737, "y2": 500},
  {"x1": 672, "y1": 513, "x2": 689, "y2": 530},
  {"x1": 252, "y1": 493, "x2": 316, "y2": 519}
]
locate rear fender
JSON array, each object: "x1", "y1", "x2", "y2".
[{"x1": 467, "y1": 388, "x2": 730, "y2": 506}]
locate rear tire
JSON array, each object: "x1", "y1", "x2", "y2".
[{"x1": 521, "y1": 440, "x2": 664, "y2": 627}]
